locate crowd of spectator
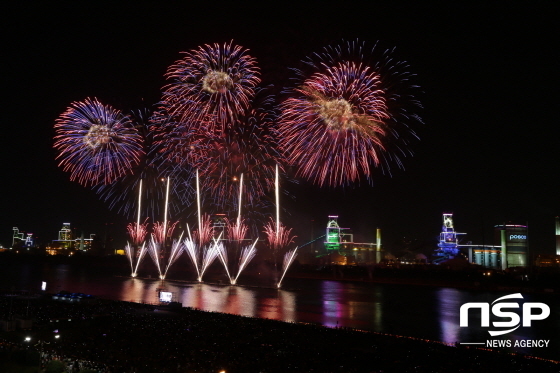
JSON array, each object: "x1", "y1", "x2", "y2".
[{"x1": 0, "y1": 292, "x2": 558, "y2": 372}]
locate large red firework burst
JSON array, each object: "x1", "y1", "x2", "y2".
[
  {"x1": 159, "y1": 41, "x2": 261, "y2": 134},
  {"x1": 154, "y1": 91, "x2": 282, "y2": 222},
  {"x1": 277, "y1": 41, "x2": 422, "y2": 187},
  {"x1": 54, "y1": 98, "x2": 144, "y2": 186}
]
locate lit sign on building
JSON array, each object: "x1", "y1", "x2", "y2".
[{"x1": 509, "y1": 235, "x2": 527, "y2": 240}]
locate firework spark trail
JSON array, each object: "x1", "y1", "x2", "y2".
[
  {"x1": 233, "y1": 239, "x2": 258, "y2": 284},
  {"x1": 183, "y1": 238, "x2": 199, "y2": 278},
  {"x1": 94, "y1": 157, "x2": 191, "y2": 221},
  {"x1": 275, "y1": 164, "x2": 279, "y2": 239},
  {"x1": 93, "y1": 109, "x2": 194, "y2": 222},
  {"x1": 200, "y1": 239, "x2": 220, "y2": 282},
  {"x1": 196, "y1": 169, "x2": 202, "y2": 231},
  {"x1": 152, "y1": 221, "x2": 178, "y2": 245},
  {"x1": 124, "y1": 243, "x2": 135, "y2": 275},
  {"x1": 277, "y1": 40, "x2": 422, "y2": 187},
  {"x1": 155, "y1": 92, "x2": 281, "y2": 221},
  {"x1": 183, "y1": 224, "x2": 200, "y2": 278},
  {"x1": 263, "y1": 218, "x2": 296, "y2": 253},
  {"x1": 160, "y1": 41, "x2": 260, "y2": 133},
  {"x1": 194, "y1": 214, "x2": 213, "y2": 248},
  {"x1": 147, "y1": 237, "x2": 163, "y2": 279},
  {"x1": 226, "y1": 217, "x2": 252, "y2": 284},
  {"x1": 164, "y1": 232, "x2": 184, "y2": 278},
  {"x1": 237, "y1": 173, "x2": 243, "y2": 226},
  {"x1": 278, "y1": 247, "x2": 298, "y2": 288},
  {"x1": 54, "y1": 97, "x2": 144, "y2": 186},
  {"x1": 213, "y1": 236, "x2": 233, "y2": 284},
  {"x1": 126, "y1": 220, "x2": 148, "y2": 246},
  {"x1": 163, "y1": 177, "x2": 170, "y2": 240},
  {"x1": 137, "y1": 178, "x2": 143, "y2": 226},
  {"x1": 184, "y1": 228, "x2": 222, "y2": 282},
  {"x1": 133, "y1": 242, "x2": 148, "y2": 277},
  {"x1": 125, "y1": 219, "x2": 150, "y2": 277},
  {"x1": 227, "y1": 218, "x2": 248, "y2": 243}
]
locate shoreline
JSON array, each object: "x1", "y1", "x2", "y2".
[{"x1": 1, "y1": 292, "x2": 558, "y2": 372}]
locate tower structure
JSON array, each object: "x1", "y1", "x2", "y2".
[
  {"x1": 12, "y1": 227, "x2": 24, "y2": 246},
  {"x1": 57, "y1": 223, "x2": 73, "y2": 249},
  {"x1": 433, "y1": 213, "x2": 465, "y2": 263},
  {"x1": 25, "y1": 233, "x2": 34, "y2": 247},
  {"x1": 324, "y1": 216, "x2": 353, "y2": 252}
]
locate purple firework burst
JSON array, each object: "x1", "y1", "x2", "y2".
[{"x1": 54, "y1": 98, "x2": 144, "y2": 186}]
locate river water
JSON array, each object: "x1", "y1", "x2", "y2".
[{"x1": 2, "y1": 259, "x2": 559, "y2": 360}]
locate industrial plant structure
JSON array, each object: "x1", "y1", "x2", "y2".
[
  {"x1": 433, "y1": 213, "x2": 530, "y2": 269},
  {"x1": 321, "y1": 215, "x2": 381, "y2": 264}
]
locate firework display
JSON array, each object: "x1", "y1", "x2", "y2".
[
  {"x1": 54, "y1": 98, "x2": 144, "y2": 186},
  {"x1": 94, "y1": 109, "x2": 195, "y2": 221},
  {"x1": 54, "y1": 39, "x2": 421, "y2": 284},
  {"x1": 159, "y1": 41, "x2": 261, "y2": 134},
  {"x1": 277, "y1": 40, "x2": 421, "y2": 186}
]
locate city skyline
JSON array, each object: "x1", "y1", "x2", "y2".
[{"x1": 1, "y1": 3, "x2": 558, "y2": 255}]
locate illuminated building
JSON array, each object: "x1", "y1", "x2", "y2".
[
  {"x1": 52, "y1": 223, "x2": 73, "y2": 249},
  {"x1": 48, "y1": 223, "x2": 96, "y2": 254},
  {"x1": 325, "y1": 216, "x2": 352, "y2": 252},
  {"x1": 12, "y1": 227, "x2": 25, "y2": 246},
  {"x1": 433, "y1": 214, "x2": 466, "y2": 264},
  {"x1": 323, "y1": 216, "x2": 378, "y2": 264},
  {"x1": 494, "y1": 224, "x2": 528, "y2": 268},
  {"x1": 433, "y1": 213, "x2": 529, "y2": 269},
  {"x1": 433, "y1": 213, "x2": 502, "y2": 268},
  {"x1": 11, "y1": 227, "x2": 34, "y2": 248}
]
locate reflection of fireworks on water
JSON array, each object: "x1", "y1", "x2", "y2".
[
  {"x1": 277, "y1": 40, "x2": 422, "y2": 187},
  {"x1": 159, "y1": 41, "x2": 260, "y2": 133},
  {"x1": 54, "y1": 98, "x2": 144, "y2": 186}
]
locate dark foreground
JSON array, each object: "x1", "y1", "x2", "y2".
[{"x1": 0, "y1": 294, "x2": 558, "y2": 373}]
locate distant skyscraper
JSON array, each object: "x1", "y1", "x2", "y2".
[{"x1": 55, "y1": 223, "x2": 73, "y2": 249}]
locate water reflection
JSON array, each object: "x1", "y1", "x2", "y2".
[
  {"x1": 1, "y1": 262, "x2": 558, "y2": 360},
  {"x1": 436, "y1": 287, "x2": 462, "y2": 344}
]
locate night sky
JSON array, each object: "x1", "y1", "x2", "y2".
[{"x1": 2, "y1": 2, "x2": 558, "y2": 256}]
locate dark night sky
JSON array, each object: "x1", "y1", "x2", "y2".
[{"x1": 1, "y1": 2, "x2": 558, "y2": 255}]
